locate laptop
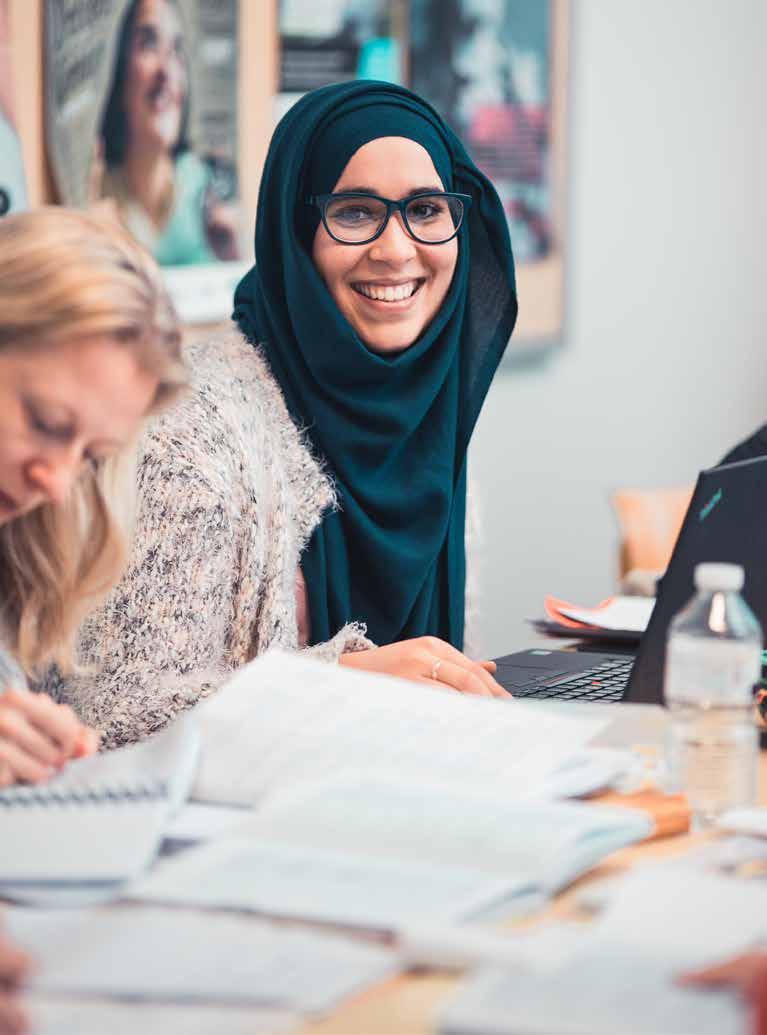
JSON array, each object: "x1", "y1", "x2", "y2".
[{"x1": 494, "y1": 456, "x2": 767, "y2": 739}]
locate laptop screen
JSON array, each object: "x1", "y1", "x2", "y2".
[{"x1": 625, "y1": 455, "x2": 767, "y2": 707}]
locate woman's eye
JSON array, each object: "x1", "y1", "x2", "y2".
[
  {"x1": 334, "y1": 206, "x2": 376, "y2": 225},
  {"x1": 134, "y1": 26, "x2": 159, "y2": 51},
  {"x1": 32, "y1": 416, "x2": 71, "y2": 442},
  {"x1": 409, "y1": 202, "x2": 443, "y2": 222}
]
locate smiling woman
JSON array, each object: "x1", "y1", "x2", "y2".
[
  {"x1": 98, "y1": 0, "x2": 239, "y2": 264},
  {"x1": 0, "y1": 206, "x2": 185, "y2": 786},
  {"x1": 309, "y1": 136, "x2": 462, "y2": 356},
  {"x1": 234, "y1": 80, "x2": 518, "y2": 653}
]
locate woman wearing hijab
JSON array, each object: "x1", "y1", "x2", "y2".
[
  {"x1": 51, "y1": 82, "x2": 510, "y2": 750},
  {"x1": 234, "y1": 79, "x2": 518, "y2": 653}
]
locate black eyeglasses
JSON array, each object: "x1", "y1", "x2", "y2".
[{"x1": 307, "y1": 191, "x2": 471, "y2": 246}]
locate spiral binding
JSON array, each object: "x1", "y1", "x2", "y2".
[{"x1": 0, "y1": 779, "x2": 167, "y2": 807}]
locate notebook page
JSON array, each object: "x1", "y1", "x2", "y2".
[
  {"x1": 7, "y1": 905, "x2": 396, "y2": 1013},
  {"x1": 0, "y1": 714, "x2": 200, "y2": 806},
  {"x1": 0, "y1": 799, "x2": 168, "y2": 885},
  {"x1": 0, "y1": 716, "x2": 200, "y2": 891},
  {"x1": 193, "y1": 650, "x2": 607, "y2": 805}
]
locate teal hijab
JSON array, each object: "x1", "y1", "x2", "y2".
[{"x1": 234, "y1": 81, "x2": 517, "y2": 648}]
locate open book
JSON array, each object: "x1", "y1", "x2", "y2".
[
  {"x1": 0, "y1": 715, "x2": 199, "y2": 897},
  {"x1": 134, "y1": 777, "x2": 651, "y2": 931},
  {"x1": 129, "y1": 651, "x2": 649, "y2": 930},
  {"x1": 128, "y1": 651, "x2": 649, "y2": 930}
]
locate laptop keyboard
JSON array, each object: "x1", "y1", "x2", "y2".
[{"x1": 511, "y1": 658, "x2": 633, "y2": 702}]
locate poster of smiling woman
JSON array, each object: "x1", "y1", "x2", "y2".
[{"x1": 44, "y1": 0, "x2": 241, "y2": 276}]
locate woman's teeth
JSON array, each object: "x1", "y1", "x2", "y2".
[{"x1": 354, "y1": 281, "x2": 419, "y2": 302}]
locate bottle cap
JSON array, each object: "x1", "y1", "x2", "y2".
[{"x1": 694, "y1": 562, "x2": 744, "y2": 592}]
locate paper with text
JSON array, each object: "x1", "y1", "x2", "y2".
[{"x1": 193, "y1": 650, "x2": 607, "y2": 805}]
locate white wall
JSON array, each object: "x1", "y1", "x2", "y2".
[{"x1": 472, "y1": 0, "x2": 767, "y2": 657}]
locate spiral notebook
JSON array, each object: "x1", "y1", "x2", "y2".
[{"x1": 0, "y1": 714, "x2": 200, "y2": 893}]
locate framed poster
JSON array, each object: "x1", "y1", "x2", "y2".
[
  {"x1": 411, "y1": 0, "x2": 568, "y2": 346},
  {"x1": 276, "y1": 0, "x2": 407, "y2": 121},
  {"x1": 44, "y1": 0, "x2": 246, "y2": 321}
]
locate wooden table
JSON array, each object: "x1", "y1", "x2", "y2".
[{"x1": 297, "y1": 752, "x2": 767, "y2": 1035}]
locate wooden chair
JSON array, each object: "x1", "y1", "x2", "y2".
[{"x1": 612, "y1": 486, "x2": 694, "y2": 585}]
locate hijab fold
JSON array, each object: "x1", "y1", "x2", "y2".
[{"x1": 234, "y1": 81, "x2": 517, "y2": 648}]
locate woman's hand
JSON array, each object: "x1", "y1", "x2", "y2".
[
  {"x1": 0, "y1": 689, "x2": 100, "y2": 788},
  {"x1": 0, "y1": 931, "x2": 30, "y2": 1035},
  {"x1": 339, "y1": 637, "x2": 509, "y2": 698}
]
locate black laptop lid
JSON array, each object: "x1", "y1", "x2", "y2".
[{"x1": 625, "y1": 455, "x2": 767, "y2": 705}]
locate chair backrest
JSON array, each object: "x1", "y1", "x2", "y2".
[{"x1": 612, "y1": 486, "x2": 694, "y2": 576}]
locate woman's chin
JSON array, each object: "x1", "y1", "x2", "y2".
[
  {"x1": 356, "y1": 327, "x2": 421, "y2": 355},
  {"x1": 348, "y1": 309, "x2": 427, "y2": 356},
  {"x1": 142, "y1": 118, "x2": 182, "y2": 155}
]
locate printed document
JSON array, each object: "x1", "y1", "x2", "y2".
[{"x1": 193, "y1": 650, "x2": 608, "y2": 805}]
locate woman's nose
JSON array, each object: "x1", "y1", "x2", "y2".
[
  {"x1": 368, "y1": 214, "x2": 418, "y2": 264},
  {"x1": 25, "y1": 454, "x2": 81, "y2": 506}
]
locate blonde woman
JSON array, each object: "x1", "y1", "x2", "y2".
[{"x1": 0, "y1": 206, "x2": 185, "y2": 787}]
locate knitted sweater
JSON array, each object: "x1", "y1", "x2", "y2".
[
  {"x1": 40, "y1": 332, "x2": 371, "y2": 747},
  {"x1": 40, "y1": 329, "x2": 482, "y2": 747}
]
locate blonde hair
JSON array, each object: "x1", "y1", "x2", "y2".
[{"x1": 0, "y1": 207, "x2": 186, "y2": 674}]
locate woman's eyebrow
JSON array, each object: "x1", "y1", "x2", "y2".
[
  {"x1": 335, "y1": 185, "x2": 445, "y2": 196},
  {"x1": 334, "y1": 185, "x2": 378, "y2": 195},
  {"x1": 405, "y1": 186, "x2": 445, "y2": 197}
]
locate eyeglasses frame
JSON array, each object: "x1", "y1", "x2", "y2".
[{"x1": 306, "y1": 190, "x2": 472, "y2": 246}]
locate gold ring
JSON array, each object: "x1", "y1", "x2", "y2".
[{"x1": 430, "y1": 657, "x2": 443, "y2": 681}]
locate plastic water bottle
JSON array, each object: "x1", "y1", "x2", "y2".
[{"x1": 664, "y1": 562, "x2": 762, "y2": 826}]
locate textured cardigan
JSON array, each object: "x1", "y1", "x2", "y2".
[
  {"x1": 41, "y1": 332, "x2": 371, "y2": 747},
  {"x1": 40, "y1": 329, "x2": 482, "y2": 747}
]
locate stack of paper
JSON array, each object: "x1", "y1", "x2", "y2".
[
  {"x1": 121, "y1": 653, "x2": 648, "y2": 932},
  {"x1": 530, "y1": 594, "x2": 654, "y2": 643}
]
